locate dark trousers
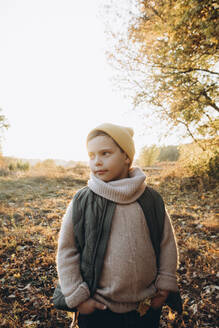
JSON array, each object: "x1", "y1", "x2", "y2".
[{"x1": 78, "y1": 307, "x2": 162, "y2": 328}]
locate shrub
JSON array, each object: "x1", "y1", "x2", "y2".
[
  {"x1": 16, "y1": 161, "x2": 30, "y2": 171},
  {"x1": 8, "y1": 163, "x2": 16, "y2": 171},
  {"x1": 206, "y1": 151, "x2": 219, "y2": 178},
  {"x1": 41, "y1": 159, "x2": 56, "y2": 168},
  {"x1": 8, "y1": 160, "x2": 30, "y2": 172},
  {"x1": 179, "y1": 139, "x2": 219, "y2": 181},
  {"x1": 158, "y1": 145, "x2": 180, "y2": 162},
  {"x1": 34, "y1": 159, "x2": 56, "y2": 169},
  {"x1": 137, "y1": 145, "x2": 159, "y2": 167}
]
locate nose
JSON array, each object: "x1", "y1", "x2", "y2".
[{"x1": 94, "y1": 155, "x2": 102, "y2": 166}]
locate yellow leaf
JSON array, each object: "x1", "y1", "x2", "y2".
[
  {"x1": 168, "y1": 310, "x2": 176, "y2": 320},
  {"x1": 14, "y1": 273, "x2": 21, "y2": 279}
]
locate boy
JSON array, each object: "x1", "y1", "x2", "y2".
[{"x1": 56, "y1": 123, "x2": 179, "y2": 328}]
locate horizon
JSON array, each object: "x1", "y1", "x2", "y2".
[{"x1": 2, "y1": 142, "x2": 185, "y2": 166}]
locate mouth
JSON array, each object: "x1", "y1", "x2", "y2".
[{"x1": 95, "y1": 170, "x2": 108, "y2": 175}]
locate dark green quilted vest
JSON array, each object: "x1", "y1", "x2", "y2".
[{"x1": 72, "y1": 186, "x2": 164, "y2": 294}]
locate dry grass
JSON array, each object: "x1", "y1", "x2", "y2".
[
  {"x1": 0, "y1": 166, "x2": 88, "y2": 327},
  {"x1": 0, "y1": 164, "x2": 218, "y2": 327}
]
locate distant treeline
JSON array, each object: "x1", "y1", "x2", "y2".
[
  {"x1": 0, "y1": 156, "x2": 89, "y2": 176},
  {"x1": 137, "y1": 139, "x2": 218, "y2": 182},
  {"x1": 136, "y1": 145, "x2": 179, "y2": 167},
  {"x1": 158, "y1": 145, "x2": 179, "y2": 162}
]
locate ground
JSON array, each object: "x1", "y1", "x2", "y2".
[{"x1": 0, "y1": 165, "x2": 218, "y2": 327}]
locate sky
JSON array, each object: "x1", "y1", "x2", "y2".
[{"x1": 0, "y1": 0, "x2": 179, "y2": 162}]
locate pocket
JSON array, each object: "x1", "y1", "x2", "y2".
[{"x1": 52, "y1": 283, "x2": 76, "y2": 312}]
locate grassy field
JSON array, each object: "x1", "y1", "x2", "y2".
[{"x1": 0, "y1": 165, "x2": 218, "y2": 327}]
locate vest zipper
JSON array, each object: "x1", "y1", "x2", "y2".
[{"x1": 90, "y1": 200, "x2": 108, "y2": 295}]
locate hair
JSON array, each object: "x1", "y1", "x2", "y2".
[{"x1": 87, "y1": 130, "x2": 124, "y2": 153}]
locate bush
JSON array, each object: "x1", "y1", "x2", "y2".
[
  {"x1": 137, "y1": 145, "x2": 159, "y2": 167},
  {"x1": 16, "y1": 161, "x2": 30, "y2": 171},
  {"x1": 34, "y1": 159, "x2": 56, "y2": 169},
  {"x1": 8, "y1": 163, "x2": 16, "y2": 171},
  {"x1": 158, "y1": 145, "x2": 179, "y2": 162},
  {"x1": 41, "y1": 159, "x2": 56, "y2": 168},
  {"x1": 8, "y1": 160, "x2": 30, "y2": 172},
  {"x1": 179, "y1": 139, "x2": 219, "y2": 181},
  {"x1": 206, "y1": 151, "x2": 219, "y2": 178},
  {"x1": 0, "y1": 168, "x2": 9, "y2": 176}
]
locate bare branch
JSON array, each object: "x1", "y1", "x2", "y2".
[
  {"x1": 153, "y1": 65, "x2": 219, "y2": 76},
  {"x1": 174, "y1": 119, "x2": 207, "y2": 151},
  {"x1": 202, "y1": 91, "x2": 219, "y2": 112}
]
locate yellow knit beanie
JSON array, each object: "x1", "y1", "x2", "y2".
[{"x1": 87, "y1": 123, "x2": 135, "y2": 163}]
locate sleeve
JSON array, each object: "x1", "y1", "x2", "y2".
[
  {"x1": 57, "y1": 200, "x2": 90, "y2": 308},
  {"x1": 155, "y1": 210, "x2": 179, "y2": 292}
]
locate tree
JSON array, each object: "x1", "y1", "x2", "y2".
[
  {"x1": 137, "y1": 145, "x2": 159, "y2": 167},
  {"x1": 0, "y1": 109, "x2": 9, "y2": 155},
  {"x1": 0, "y1": 109, "x2": 9, "y2": 131},
  {"x1": 158, "y1": 145, "x2": 179, "y2": 162},
  {"x1": 107, "y1": 0, "x2": 219, "y2": 148}
]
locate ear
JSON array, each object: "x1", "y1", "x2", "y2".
[{"x1": 124, "y1": 153, "x2": 131, "y2": 165}]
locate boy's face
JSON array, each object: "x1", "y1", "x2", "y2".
[{"x1": 87, "y1": 135, "x2": 130, "y2": 182}]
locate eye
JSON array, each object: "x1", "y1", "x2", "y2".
[{"x1": 102, "y1": 151, "x2": 110, "y2": 156}]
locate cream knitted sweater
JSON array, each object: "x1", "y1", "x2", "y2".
[{"x1": 57, "y1": 167, "x2": 178, "y2": 313}]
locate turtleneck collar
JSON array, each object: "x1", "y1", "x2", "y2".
[{"x1": 88, "y1": 167, "x2": 146, "y2": 204}]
